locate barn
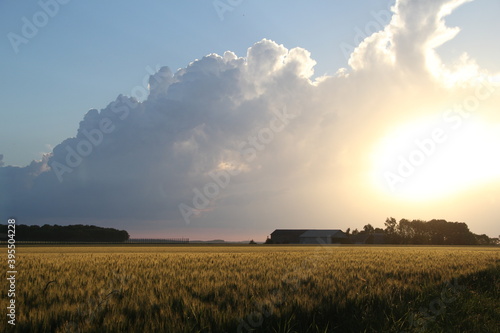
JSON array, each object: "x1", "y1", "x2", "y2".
[
  {"x1": 270, "y1": 229, "x2": 347, "y2": 244},
  {"x1": 299, "y1": 230, "x2": 347, "y2": 244},
  {"x1": 270, "y1": 229, "x2": 308, "y2": 244}
]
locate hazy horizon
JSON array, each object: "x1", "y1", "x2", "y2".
[{"x1": 1, "y1": 0, "x2": 499, "y2": 240}]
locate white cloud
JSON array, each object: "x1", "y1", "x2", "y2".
[{"x1": 1, "y1": 0, "x2": 499, "y2": 237}]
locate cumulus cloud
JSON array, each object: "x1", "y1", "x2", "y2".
[{"x1": 1, "y1": 0, "x2": 499, "y2": 237}]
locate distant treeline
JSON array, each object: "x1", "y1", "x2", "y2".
[
  {"x1": 348, "y1": 218, "x2": 498, "y2": 245},
  {"x1": 0, "y1": 224, "x2": 129, "y2": 242}
]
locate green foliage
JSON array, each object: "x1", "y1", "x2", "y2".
[
  {"x1": 0, "y1": 224, "x2": 129, "y2": 242},
  {"x1": 1, "y1": 246, "x2": 498, "y2": 332},
  {"x1": 378, "y1": 218, "x2": 494, "y2": 245}
]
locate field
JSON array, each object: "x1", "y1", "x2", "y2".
[{"x1": 2, "y1": 245, "x2": 499, "y2": 332}]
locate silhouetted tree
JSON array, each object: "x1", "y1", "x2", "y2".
[
  {"x1": 363, "y1": 224, "x2": 375, "y2": 234},
  {"x1": 0, "y1": 224, "x2": 129, "y2": 242},
  {"x1": 346, "y1": 218, "x2": 489, "y2": 245},
  {"x1": 384, "y1": 217, "x2": 397, "y2": 234},
  {"x1": 386, "y1": 218, "x2": 480, "y2": 245},
  {"x1": 474, "y1": 234, "x2": 492, "y2": 245}
]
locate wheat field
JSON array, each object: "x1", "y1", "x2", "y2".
[{"x1": 2, "y1": 245, "x2": 499, "y2": 332}]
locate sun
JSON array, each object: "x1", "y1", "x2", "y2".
[{"x1": 370, "y1": 115, "x2": 500, "y2": 201}]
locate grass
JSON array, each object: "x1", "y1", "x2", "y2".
[{"x1": 1, "y1": 245, "x2": 498, "y2": 332}]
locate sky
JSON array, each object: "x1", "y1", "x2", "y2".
[{"x1": 1, "y1": 0, "x2": 499, "y2": 241}]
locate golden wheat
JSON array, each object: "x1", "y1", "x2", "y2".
[{"x1": 2, "y1": 245, "x2": 498, "y2": 332}]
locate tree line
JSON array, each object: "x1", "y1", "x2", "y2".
[
  {"x1": 0, "y1": 224, "x2": 129, "y2": 242},
  {"x1": 347, "y1": 218, "x2": 499, "y2": 245}
]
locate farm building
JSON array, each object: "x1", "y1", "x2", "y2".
[
  {"x1": 270, "y1": 229, "x2": 308, "y2": 244},
  {"x1": 270, "y1": 229, "x2": 348, "y2": 244},
  {"x1": 299, "y1": 230, "x2": 348, "y2": 244}
]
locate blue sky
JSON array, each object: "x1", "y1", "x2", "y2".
[{"x1": 1, "y1": 0, "x2": 500, "y2": 240}]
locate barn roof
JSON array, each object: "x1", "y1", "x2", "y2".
[
  {"x1": 299, "y1": 229, "x2": 347, "y2": 238},
  {"x1": 271, "y1": 229, "x2": 308, "y2": 235}
]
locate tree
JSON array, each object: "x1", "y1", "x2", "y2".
[
  {"x1": 388, "y1": 218, "x2": 479, "y2": 245},
  {"x1": 384, "y1": 217, "x2": 401, "y2": 243},
  {"x1": 384, "y1": 217, "x2": 397, "y2": 235},
  {"x1": 0, "y1": 224, "x2": 130, "y2": 242},
  {"x1": 363, "y1": 224, "x2": 374, "y2": 234},
  {"x1": 397, "y1": 219, "x2": 413, "y2": 244},
  {"x1": 474, "y1": 234, "x2": 492, "y2": 245}
]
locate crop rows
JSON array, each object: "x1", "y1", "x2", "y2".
[{"x1": 2, "y1": 246, "x2": 499, "y2": 332}]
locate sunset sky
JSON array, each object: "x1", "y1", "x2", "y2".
[{"x1": 1, "y1": 0, "x2": 499, "y2": 241}]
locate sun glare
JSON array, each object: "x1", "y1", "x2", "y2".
[{"x1": 370, "y1": 115, "x2": 500, "y2": 201}]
